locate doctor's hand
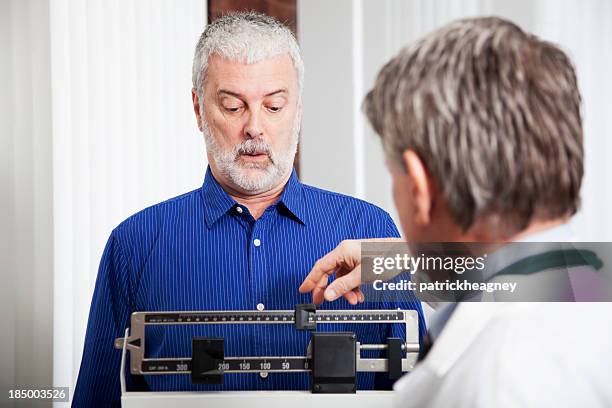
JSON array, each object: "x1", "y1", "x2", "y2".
[{"x1": 299, "y1": 240, "x2": 364, "y2": 305}]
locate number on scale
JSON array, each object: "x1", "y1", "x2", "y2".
[
  {"x1": 218, "y1": 362, "x2": 230, "y2": 371},
  {"x1": 260, "y1": 362, "x2": 271, "y2": 370},
  {"x1": 176, "y1": 363, "x2": 188, "y2": 371},
  {"x1": 281, "y1": 362, "x2": 290, "y2": 370},
  {"x1": 239, "y1": 362, "x2": 250, "y2": 370}
]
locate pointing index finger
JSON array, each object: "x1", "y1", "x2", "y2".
[{"x1": 299, "y1": 247, "x2": 346, "y2": 293}]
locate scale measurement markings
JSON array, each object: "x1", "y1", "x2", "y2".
[
  {"x1": 144, "y1": 311, "x2": 405, "y2": 324},
  {"x1": 142, "y1": 357, "x2": 310, "y2": 373}
]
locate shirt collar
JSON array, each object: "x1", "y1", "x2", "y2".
[
  {"x1": 200, "y1": 167, "x2": 237, "y2": 228},
  {"x1": 200, "y1": 166, "x2": 307, "y2": 228},
  {"x1": 277, "y1": 168, "x2": 308, "y2": 225}
]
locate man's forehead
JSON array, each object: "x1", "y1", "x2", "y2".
[
  {"x1": 207, "y1": 53, "x2": 297, "y2": 96},
  {"x1": 218, "y1": 88, "x2": 288, "y2": 98}
]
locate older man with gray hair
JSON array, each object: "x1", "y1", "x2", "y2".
[
  {"x1": 73, "y1": 12, "x2": 424, "y2": 407},
  {"x1": 300, "y1": 16, "x2": 612, "y2": 407}
]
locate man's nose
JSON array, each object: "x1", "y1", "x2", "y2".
[{"x1": 244, "y1": 109, "x2": 264, "y2": 139}]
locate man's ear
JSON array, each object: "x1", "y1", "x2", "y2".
[
  {"x1": 191, "y1": 89, "x2": 203, "y2": 132},
  {"x1": 402, "y1": 150, "x2": 433, "y2": 226}
]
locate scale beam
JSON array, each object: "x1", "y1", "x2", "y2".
[{"x1": 115, "y1": 305, "x2": 420, "y2": 393}]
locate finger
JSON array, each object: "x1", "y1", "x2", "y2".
[
  {"x1": 324, "y1": 265, "x2": 362, "y2": 302},
  {"x1": 312, "y1": 289, "x2": 324, "y2": 305},
  {"x1": 311, "y1": 275, "x2": 329, "y2": 305},
  {"x1": 359, "y1": 290, "x2": 365, "y2": 303},
  {"x1": 355, "y1": 287, "x2": 365, "y2": 303},
  {"x1": 343, "y1": 287, "x2": 364, "y2": 305},
  {"x1": 299, "y1": 257, "x2": 340, "y2": 294},
  {"x1": 343, "y1": 290, "x2": 359, "y2": 305},
  {"x1": 299, "y1": 243, "x2": 354, "y2": 293}
]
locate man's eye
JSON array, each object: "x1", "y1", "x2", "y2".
[
  {"x1": 267, "y1": 106, "x2": 282, "y2": 113},
  {"x1": 224, "y1": 106, "x2": 243, "y2": 113}
]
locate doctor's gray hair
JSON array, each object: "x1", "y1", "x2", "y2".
[
  {"x1": 364, "y1": 17, "x2": 583, "y2": 231},
  {"x1": 192, "y1": 12, "x2": 303, "y2": 102}
]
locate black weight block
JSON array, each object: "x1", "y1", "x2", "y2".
[
  {"x1": 311, "y1": 332, "x2": 356, "y2": 393},
  {"x1": 191, "y1": 337, "x2": 224, "y2": 384}
]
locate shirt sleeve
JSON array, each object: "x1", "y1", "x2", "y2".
[
  {"x1": 380, "y1": 211, "x2": 401, "y2": 239},
  {"x1": 72, "y1": 230, "x2": 135, "y2": 407}
]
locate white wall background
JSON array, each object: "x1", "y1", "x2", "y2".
[
  {"x1": 1, "y1": 1, "x2": 54, "y2": 404},
  {"x1": 2, "y1": 0, "x2": 207, "y2": 406},
  {"x1": 1, "y1": 0, "x2": 611, "y2": 406},
  {"x1": 299, "y1": 0, "x2": 612, "y2": 242},
  {"x1": 50, "y1": 1, "x2": 207, "y2": 400}
]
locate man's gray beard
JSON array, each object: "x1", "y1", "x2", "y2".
[{"x1": 202, "y1": 120, "x2": 299, "y2": 193}]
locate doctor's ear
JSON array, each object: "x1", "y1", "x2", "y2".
[{"x1": 402, "y1": 150, "x2": 434, "y2": 226}]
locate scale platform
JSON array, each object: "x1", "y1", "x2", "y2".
[{"x1": 120, "y1": 390, "x2": 396, "y2": 408}]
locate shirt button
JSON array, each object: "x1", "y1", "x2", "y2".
[
  {"x1": 236, "y1": 206, "x2": 243, "y2": 214},
  {"x1": 253, "y1": 238, "x2": 261, "y2": 247},
  {"x1": 257, "y1": 303, "x2": 265, "y2": 311},
  {"x1": 260, "y1": 372, "x2": 268, "y2": 379}
]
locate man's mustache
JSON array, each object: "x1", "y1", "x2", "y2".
[{"x1": 235, "y1": 140, "x2": 274, "y2": 162}]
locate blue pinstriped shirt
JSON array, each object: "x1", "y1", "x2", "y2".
[{"x1": 73, "y1": 167, "x2": 425, "y2": 407}]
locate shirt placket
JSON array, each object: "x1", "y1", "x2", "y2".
[{"x1": 248, "y1": 210, "x2": 271, "y2": 374}]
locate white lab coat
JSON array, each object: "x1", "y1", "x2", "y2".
[
  {"x1": 393, "y1": 226, "x2": 612, "y2": 407},
  {"x1": 393, "y1": 302, "x2": 612, "y2": 407}
]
